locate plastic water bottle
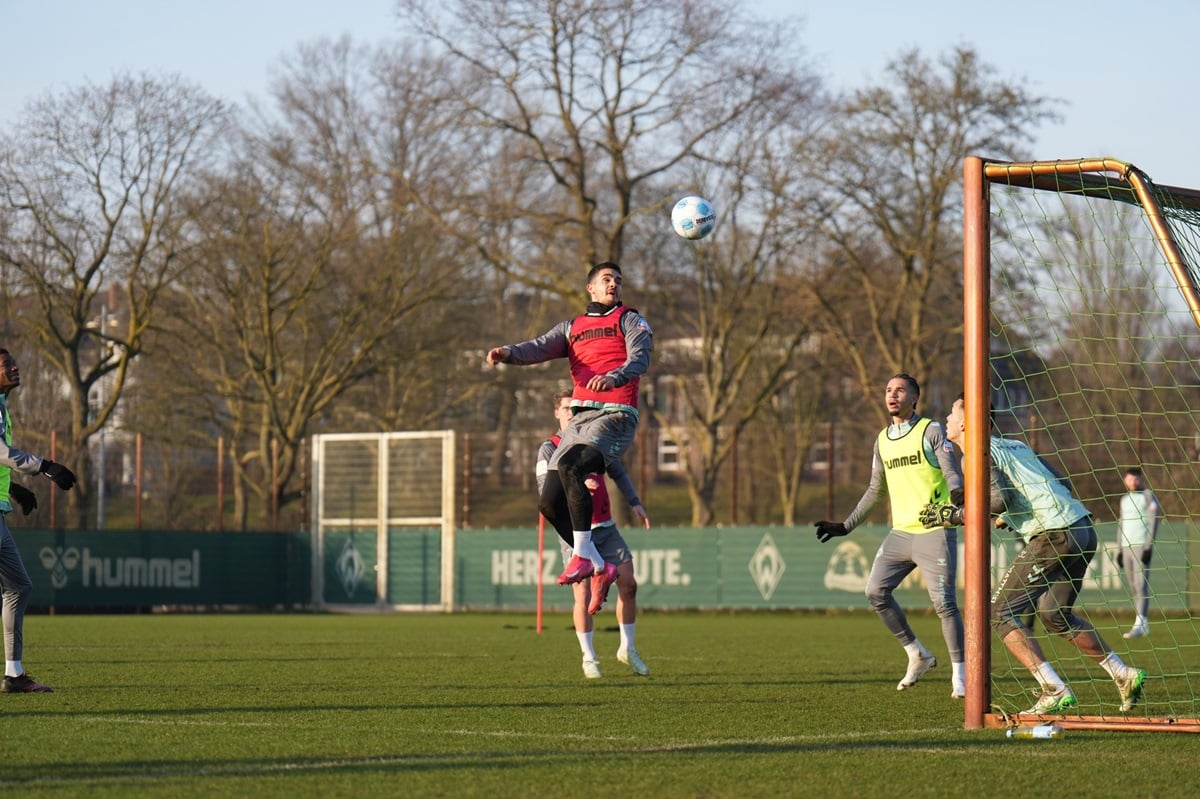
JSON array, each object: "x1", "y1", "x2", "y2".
[{"x1": 1006, "y1": 724, "x2": 1063, "y2": 739}]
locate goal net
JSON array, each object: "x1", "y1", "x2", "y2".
[
  {"x1": 310, "y1": 431, "x2": 457, "y2": 611},
  {"x1": 963, "y1": 157, "x2": 1200, "y2": 732}
]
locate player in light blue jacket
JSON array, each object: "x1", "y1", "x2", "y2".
[{"x1": 932, "y1": 393, "x2": 1146, "y2": 716}]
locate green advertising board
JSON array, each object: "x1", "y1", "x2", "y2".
[
  {"x1": 456, "y1": 522, "x2": 1195, "y2": 614},
  {"x1": 16, "y1": 529, "x2": 309, "y2": 609},
  {"x1": 12, "y1": 521, "x2": 1194, "y2": 614}
]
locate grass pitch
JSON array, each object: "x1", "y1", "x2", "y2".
[{"x1": 2, "y1": 612, "x2": 1197, "y2": 798}]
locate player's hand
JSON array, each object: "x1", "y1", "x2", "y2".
[
  {"x1": 951, "y1": 487, "x2": 965, "y2": 505},
  {"x1": 1141, "y1": 546, "x2": 1153, "y2": 566},
  {"x1": 585, "y1": 374, "x2": 615, "y2": 392},
  {"x1": 1115, "y1": 550, "x2": 1124, "y2": 569},
  {"x1": 814, "y1": 521, "x2": 848, "y2": 543},
  {"x1": 632, "y1": 503, "x2": 650, "y2": 529},
  {"x1": 485, "y1": 346, "x2": 510, "y2": 365},
  {"x1": 39, "y1": 459, "x2": 77, "y2": 491},
  {"x1": 918, "y1": 502, "x2": 963, "y2": 528},
  {"x1": 9, "y1": 484, "x2": 36, "y2": 515}
]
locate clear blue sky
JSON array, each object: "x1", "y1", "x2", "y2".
[{"x1": 2, "y1": 0, "x2": 1197, "y2": 187}]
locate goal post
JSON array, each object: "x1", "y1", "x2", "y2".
[
  {"x1": 310, "y1": 431, "x2": 457, "y2": 611},
  {"x1": 963, "y1": 156, "x2": 1200, "y2": 733}
]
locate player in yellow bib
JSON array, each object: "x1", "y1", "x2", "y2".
[{"x1": 815, "y1": 373, "x2": 966, "y2": 698}]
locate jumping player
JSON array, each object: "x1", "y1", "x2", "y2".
[{"x1": 487, "y1": 262, "x2": 651, "y2": 605}]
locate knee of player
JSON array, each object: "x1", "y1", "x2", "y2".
[
  {"x1": 991, "y1": 611, "x2": 1020, "y2": 638},
  {"x1": 932, "y1": 598, "x2": 960, "y2": 618},
  {"x1": 10, "y1": 576, "x2": 32, "y2": 599},
  {"x1": 560, "y1": 445, "x2": 604, "y2": 478},
  {"x1": 618, "y1": 573, "x2": 638, "y2": 598},
  {"x1": 865, "y1": 585, "x2": 891, "y2": 605},
  {"x1": 1038, "y1": 610, "x2": 1076, "y2": 637}
]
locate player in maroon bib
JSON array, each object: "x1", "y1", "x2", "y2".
[{"x1": 487, "y1": 262, "x2": 652, "y2": 598}]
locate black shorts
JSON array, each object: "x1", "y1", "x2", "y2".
[{"x1": 991, "y1": 517, "x2": 1096, "y2": 636}]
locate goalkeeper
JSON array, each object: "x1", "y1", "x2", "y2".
[
  {"x1": 814, "y1": 373, "x2": 966, "y2": 698},
  {"x1": 934, "y1": 393, "x2": 1146, "y2": 715}
]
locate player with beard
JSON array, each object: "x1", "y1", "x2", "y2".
[
  {"x1": 815, "y1": 373, "x2": 967, "y2": 698},
  {"x1": 487, "y1": 262, "x2": 652, "y2": 605}
]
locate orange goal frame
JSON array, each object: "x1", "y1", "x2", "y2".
[{"x1": 962, "y1": 156, "x2": 1200, "y2": 733}]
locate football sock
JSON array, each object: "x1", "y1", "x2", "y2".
[
  {"x1": 1100, "y1": 652, "x2": 1129, "y2": 679},
  {"x1": 573, "y1": 530, "x2": 604, "y2": 571},
  {"x1": 577, "y1": 631, "x2": 597, "y2": 661},
  {"x1": 1034, "y1": 661, "x2": 1065, "y2": 689},
  {"x1": 620, "y1": 622, "x2": 636, "y2": 652}
]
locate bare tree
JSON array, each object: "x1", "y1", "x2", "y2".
[
  {"x1": 1021, "y1": 201, "x2": 1193, "y2": 503},
  {"x1": 646, "y1": 141, "x2": 825, "y2": 525},
  {"x1": 806, "y1": 47, "x2": 1060, "y2": 422},
  {"x1": 396, "y1": 0, "x2": 828, "y2": 522},
  {"x1": 153, "y1": 39, "x2": 476, "y2": 528},
  {"x1": 0, "y1": 73, "x2": 227, "y2": 527},
  {"x1": 755, "y1": 334, "x2": 840, "y2": 526},
  {"x1": 397, "y1": 0, "x2": 801, "y2": 289}
]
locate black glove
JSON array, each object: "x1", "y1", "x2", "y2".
[
  {"x1": 39, "y1": 459, "x2": 77, "y2": 491},
  {"x1": 9, "y1": 484, "x2": 36, "y2": 515},
  {"x1": 1115, "y1": 550, "x2": 1124, "y2": 569},
  {"x1": 815, "y1": 521, "x2": 848, "y2": 543},
  {"x1": 918, "y1": 502, "x2": 964, "y2": 528},
  {"x1": 1142, "y1": 546, "x2": 1153, "y2": 566},
  {"x1": 950, "y1": 487, "x2": 965, "y2": 506}
]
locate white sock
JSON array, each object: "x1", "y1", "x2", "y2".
[
  {"x1": 1034, "y1": 661, "x2": 1065, "y2": 689},
  {"x1": 577, "y1": 631, "x2": 597, "y2": 661},
  {"x1": 619, "y1": 622, "x2": 636, "y2": 652},
  {"x1": 1100, "y1": 652, "x2": 1128, "y2": 679},
  {"x1": 952, "y1": 661, "x2": 965, "y2": 683},
  {"x1": 903, "y1": 640, "x2": 930, "y2": 659},
  {"x1": 5, "y1": 660, "x2": 21, "y2": 678},
  {"x1": 572, "y1": 530, "x2": 604, "y2": 571}
]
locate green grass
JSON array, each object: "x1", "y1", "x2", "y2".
[{"x1": 4, "y1": 612, "x2": 1198, "y2": 798}]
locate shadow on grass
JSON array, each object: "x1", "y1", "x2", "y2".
[{"x1": 0, "y1": 733, "x2": 1004, "y2": 788}]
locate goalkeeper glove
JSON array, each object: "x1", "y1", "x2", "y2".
[
  {"x1": 1142, "y1": 546, "x2": 1153, "y2": 566},
  {"x1": 814, "y1": 521, "x2": 849, "y2": 543},
  {"x1": 9, "y1": 484, "x2": 36, "y2": 515},
  {"x1": 39, "y1": 459, "x2": 77, "y2": 491},
  {"x1": 918, "y1": 502, "x2": 964, "y2": 528},
  {"x1": 950, "y1": 487, "x2": 965, "y2": 506}
]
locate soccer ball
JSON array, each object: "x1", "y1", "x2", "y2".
[{"x1": 670, "y1": 195, "x2": 716, "y2": 240}]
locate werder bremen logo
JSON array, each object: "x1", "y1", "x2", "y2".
[
  {"x1": 748, "y1": 533, "x2": 785, "y2": 600},
  {"x1": 336, "y1": 534, "x2": 366, "y2": 598}
]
